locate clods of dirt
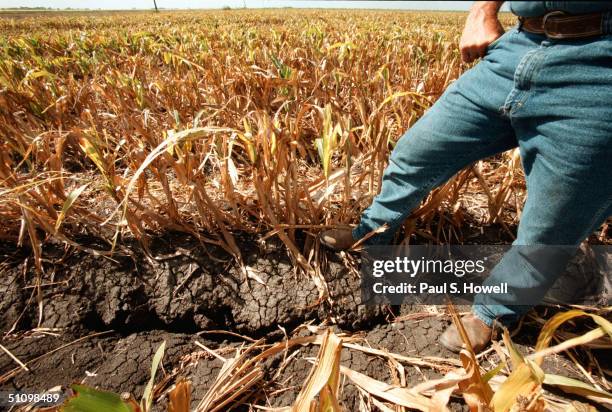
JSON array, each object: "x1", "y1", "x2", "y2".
[
  {"x1": 1, "y1": 234, "x2": 385, "y2": 337},
  {"x1": 0, "y1": 232, "x2": 606, "y2": 410}
]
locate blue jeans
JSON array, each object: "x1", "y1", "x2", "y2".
[{"x1": 353, "y1": 27, "x2": 612, "y2": 326}]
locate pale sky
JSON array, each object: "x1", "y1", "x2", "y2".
[{"x1": 0, "y1": 1, "x2": 508, "y2": 11}]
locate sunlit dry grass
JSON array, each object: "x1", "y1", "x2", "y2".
[
  {"x1": 1, "y1": 10, "x2": 611, "y2": 412},
  {"x1": 0, "y1": 10, "x2": 527, "y2": 270}
]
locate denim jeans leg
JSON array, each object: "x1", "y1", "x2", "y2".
[
  {"x1": 352, "y1": 42, "x2": 523, "y2": 244},
  {"x1": 473, "y1": 34, "x2": 612, "y2": 326}
]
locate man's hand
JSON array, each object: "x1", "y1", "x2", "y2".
[{"x1": 460, "y1": 1, "x2": 505, "y2": 63}]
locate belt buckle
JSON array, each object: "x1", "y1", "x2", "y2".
[{"x1": 542, "y1": 10, "x2": 567, "y2": 39}]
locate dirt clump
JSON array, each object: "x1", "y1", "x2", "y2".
[
  {"x1": 0, "y1": 234, "x2": 604, "y2": 410},
  {"x1": 1, "y1": 234, "x2": 385, "y2": 337}
]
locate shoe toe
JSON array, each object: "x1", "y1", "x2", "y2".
[
  {"x1": 319, "y1": 229, "x2": 353, "y2": 251},
  {"x1": 438, "y1": 315, "x2": 492, "y2": 353}
]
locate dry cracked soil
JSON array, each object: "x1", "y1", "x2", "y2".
[{"x1": 0, "y1": 231, "x2": 604, "y2": 411}]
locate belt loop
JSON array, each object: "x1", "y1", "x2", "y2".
[
  {"x1": 604, "y1": 11, "x2": 612, "y2": 35},
  {"x1": 517, "y1": 16, "x2": 525, "y2": 32}
]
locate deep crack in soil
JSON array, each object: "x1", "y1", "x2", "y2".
[
  {"x1": 1, "y1": 234, "x2": 386, "y2": 336},
  {"x1": 0, "y1": 231, "x2": 604, "y2": 410}
]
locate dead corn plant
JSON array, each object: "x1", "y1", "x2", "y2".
[{"x1": 0, "y1": 10, "x2": 537, "y2": 275}]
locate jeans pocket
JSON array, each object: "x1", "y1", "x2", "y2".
[{"x1": 486, "y1": 28, "x2": 516, "y2": 53}]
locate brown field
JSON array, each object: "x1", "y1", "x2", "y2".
[{"x1": 0, "y1": 9, "x2": 609, "y2": 412}]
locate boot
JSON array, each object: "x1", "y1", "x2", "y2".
[
  {"x1": 439, "y1": 313, "x2": 492, "y2": 353},
  {"x1": 319, "y1": 228, "x2": 355, "y2": 251}
]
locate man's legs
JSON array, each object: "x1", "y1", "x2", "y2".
[
  {"x1": 351, "y1": 29, "x2": 527, "y2": 244},
  {"x1": 473, "y1": 33, "x2": 612, "y2": 326}
]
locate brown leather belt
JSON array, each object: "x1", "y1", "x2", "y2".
[{"x1": 519, "y1": 11, "x2": 607, "y2": 39}]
